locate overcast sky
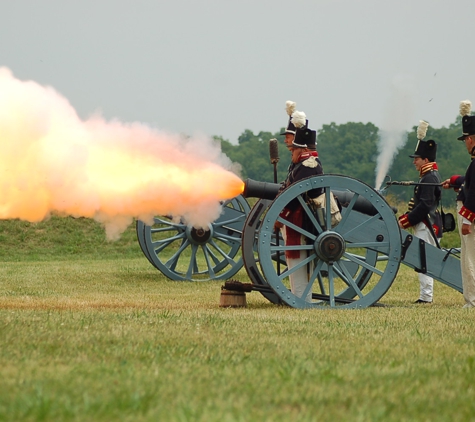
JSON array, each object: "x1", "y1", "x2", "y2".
[{"x1": 1, "y1": 0, "x2": 474, "y2": 143}]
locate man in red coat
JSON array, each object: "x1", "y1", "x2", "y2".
[{"x1": 276, "y1": 112, "x2": 323, "y2": 301}]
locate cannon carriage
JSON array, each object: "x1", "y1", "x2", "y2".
[
  {"x1": 137, "y1": 174, "x2": 463, "y2": 309},
  {"x1": 237, "y1": 174, "x2": 462, "y2": 308}
]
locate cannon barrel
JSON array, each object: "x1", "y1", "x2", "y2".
[
  {"x1": 333, "y1": 190, "x2": 397, "y2": 216},
  {"x1": 242, "y1": 178, "x2": 281, "y2": 200},
  {"x1": 242, "y1": 178, "x2": 396, "y2": 215}
]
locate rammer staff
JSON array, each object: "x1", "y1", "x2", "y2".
[
  {"x1": 269, "y1": 138, "x2": 281, "y2": 275},
  {"x1": 386, "y1": 180, "x2": 449, "y2": 187}
]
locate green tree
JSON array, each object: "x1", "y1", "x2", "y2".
[{"x1": 316, "y1": 122, "x2": 379, "y2": 184}]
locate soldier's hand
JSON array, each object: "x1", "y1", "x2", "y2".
[
  {"x1": 441, "y1": 178, "x2": 451, "y2": 189},
  {"x1": 462, "y1": 223, "x2": 471, "y2": 236}
]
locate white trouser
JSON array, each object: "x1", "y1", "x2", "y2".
[
  {"x1": 282, "y1": 228, "x2": 312, "y2": 302},
  {"x1": 287, "y1": 256, "x2": 312, "y2": 302},
  {"x1": 413, "y1": 222, "x2": 436, "y2": 302},
  {"x1": 457, "y1": 201, "x2": 475, "y2": 308}
]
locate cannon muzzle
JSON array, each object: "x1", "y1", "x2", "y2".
[{"x1": 242, "y1": 178, "x2": 281, "y2": 200}]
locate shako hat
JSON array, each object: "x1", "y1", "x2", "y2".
[
  {"x1": 280, "y1": 100, "x2": 297, "y2": 135},
  {"x1": 293, "y1": 127, "x2": 317, "y2": 150},
  {"x1": 409, "y1": 120, "x2": 436, "y2": 161},
  {"x1": 457, "y1": 100, "x2": 475, "y2": 140},
  {"x1": 409, "y1": 139, "x2": 437, "y2": 161},
  {"x1": 291, "y1": 110, "x2": 316, "y2": 149}
]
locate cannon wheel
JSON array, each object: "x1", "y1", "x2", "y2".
[
  {"x1": 241, "y1": 199, "x2": 380, "y2": 305},
  {"x1": 137, "y1": 195, "x2": 250, "y2": 281},
  {"x1": 136, "y1": 221, "x2": 155, "y2": 266},
  {"x1": 258, "y1": 175, "x2": 402, "y2": 309}
]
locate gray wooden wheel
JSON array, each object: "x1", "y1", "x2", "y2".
[
  {"x1": 241, "y1": 197, "x2": 380, "y2": 305},
  {"x1": 257, "y1": 175, "x2": 402, "y2": 308},
  {"x1": 137, "y1": 195, "x2": 250, "y2": 281}
]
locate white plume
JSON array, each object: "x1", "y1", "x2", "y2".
[
  {"x1": 460, "y1": 100, "x2": 472, "y2": 117},
  {"x1": 291, "y1": 110, "x2": 307, "y2": 128},
  {"x1": 416, "y1": 120, "x2": 429, "y2": 140},
  {"x1": 285, "y1": 101, "x2": 296, "y2": 116}
]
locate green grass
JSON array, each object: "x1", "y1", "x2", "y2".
[
  {"x1": 0, "y1": 216, "x2": 143, "y2": 261},
  {"x1": 0, "y1": 216, "x2": 474, "y2": 421}
]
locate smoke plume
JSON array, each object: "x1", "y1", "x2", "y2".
[
  {"x1": 0, "y1": 68, "x2": 243, "y2": 239},
  {"x1": 374, "y1": 76, "x2": 415, "y2": 191}
]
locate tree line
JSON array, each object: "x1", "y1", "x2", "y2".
[{"x1": 216, "y1": 115, "x2": 469, "y2": 207}]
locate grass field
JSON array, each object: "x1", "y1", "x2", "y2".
[{"x1": 1, "y1": 216, "x2": 474, "y2": 421}]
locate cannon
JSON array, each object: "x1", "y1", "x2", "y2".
[
  {"x1": 232, "y1": 174, "x2": 463, "y2": 309},
  {"x1": 135, "y1": 172, "x2": 462, "y2": 309},
  {"x1": 238, "y1": 179, "x2": 393, "y2": 305}
]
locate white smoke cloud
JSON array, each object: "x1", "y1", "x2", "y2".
[
  {"x1": 374, "y1": 75, "x2": 416, "y2": 191},
  {"x1": 0, "y1": 67, "x2": 243, "y2": 239}
]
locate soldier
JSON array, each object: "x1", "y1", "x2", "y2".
[
  {"x1": 398, "y1": 121, "x2": 442, "y2": 304},
  {"x1": 275, "y1": 111, "x2": 324, "y2": 300},
  {"x1": 442, "y1": 100, "x2": 475, "y2": 308}
]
